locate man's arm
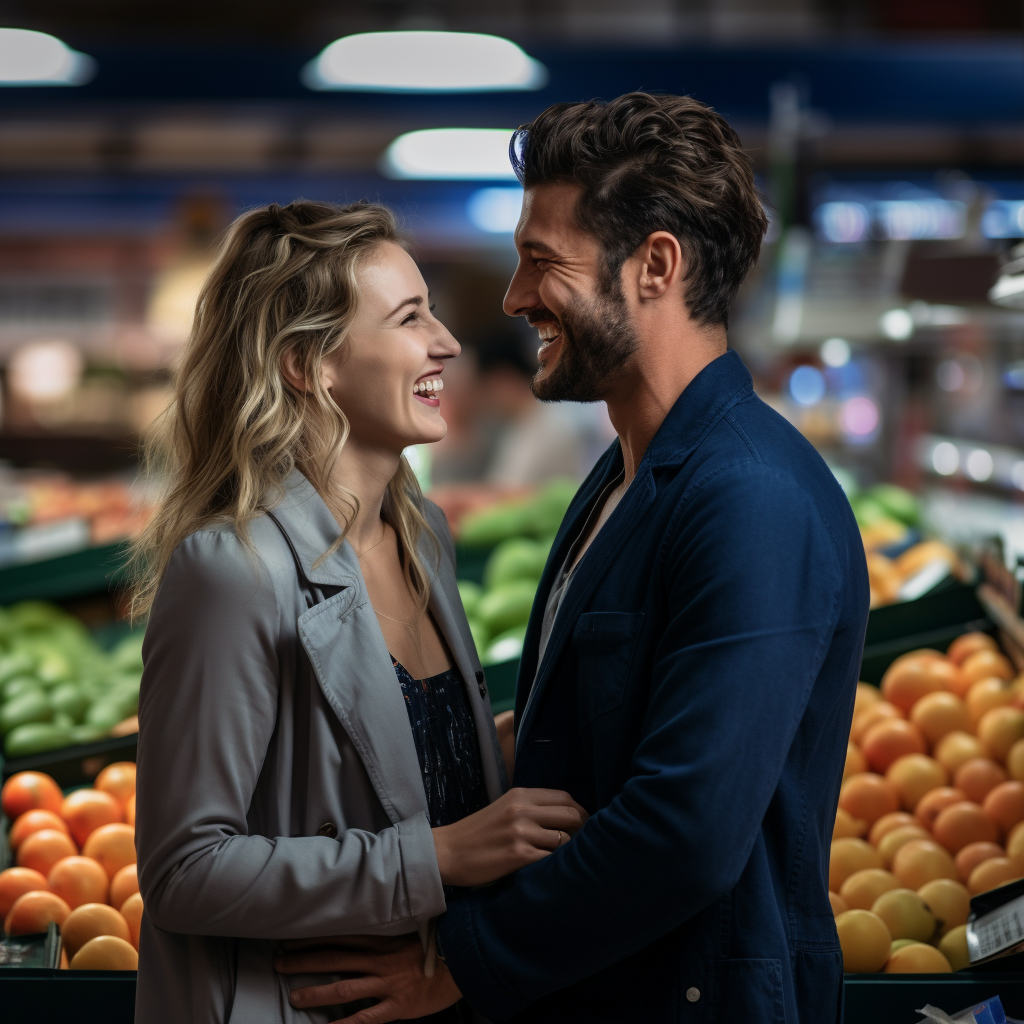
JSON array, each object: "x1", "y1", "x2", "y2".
[{"x1": 437, "y1": 463, "x2": 847, "y2": 1019}]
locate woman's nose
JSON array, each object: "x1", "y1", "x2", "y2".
[{"x1": 432, "y1": 322, "x2": 461, "y2": 358}]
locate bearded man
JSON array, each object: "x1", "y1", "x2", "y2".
[{"x1": 278, "y1": 92, "x2": 870, "y2": 1024}]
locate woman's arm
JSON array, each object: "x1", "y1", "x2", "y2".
[{"x1": 135, "y1": 529, "x2": 445, "y2": 940}]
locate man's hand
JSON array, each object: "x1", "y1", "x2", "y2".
[{"x1": 275, "y1": 934, "x2": 461, "y2": 1024}]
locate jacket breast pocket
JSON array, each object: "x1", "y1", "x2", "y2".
[
  {"x1": 698, "y1": 958, "x2": 787, "y2": 1024},
  {"x1": 573, "y1": 611, "x2": 644, "y2": 726}
]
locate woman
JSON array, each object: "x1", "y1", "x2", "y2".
[{"x1": 131, "y1": 200, "x2": 584, "y2": 1023}]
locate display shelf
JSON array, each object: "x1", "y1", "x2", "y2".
[
  {"x1": 0, "y1": 971, "x2": 137, "y2": 1021},
  {"x1": 1, "y1": 732, "x2": 137, "y2": 788},
  {"x1": 0, "y1": 542, "x2": 127, "y2": 605}
]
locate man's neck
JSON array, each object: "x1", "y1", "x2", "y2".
[{"x1": 604, "y1": 323, "x2": 727, "y2": 484}]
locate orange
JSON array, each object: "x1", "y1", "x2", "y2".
[
  {"x1": 94, "y1": 763, "x2": 136, "y2": 809},
  {"x1": 61, "y1": 902, "x2": 131, "y2": 958},
  {"x1": 1009, "y1": 821, "x2": 1024, "y2": 859},
  {"x1": 834, "y1": 807, "x2": 868, "y2": 839},
  {"x1": 862, "y1": 720, "x2": 927, "y2": 774},
  {"x1": 845, "y1": 743, "x2": 868, "y2": 779},
  {"x1": 965, "y1": 678, "x2": 1015, "y2": 726},
  {"x1": 978, "y1": 707, "x2": 1024, "y2": 764},
  {"x1": 855, "y1": 682, "x2": 882, "y2": 716},
  {"x1": 886, "y1": 754, "x2": 948, "y2": 811},
  {"x1": 910, "y1": 692, "x2": 970, "y2": 746},
  {"x1": 869, "y1": 812, "x2": 917, "y2": 847},
  {"x1": 1, "y1": 771, "x2": 63, "y2": 820},
  {"x1": 884, "y1": 943, "x2": 952, "y2": 973},
  {"x1": 47, "y1": 857, "x2": 109, "y2": 910},
  {"x1": 881, "y1": 655, "x2": 959, "y2": 714},
  {"x1": 109, "y1": 864, "x2": 139, "y2": 910},
  {"x1": 954, "y1": 759, "x2": 1007, "y2": 804},
  {"x1": 835, "y1": 909, "x2": 892, "y2": 973},
  {"x1": 1007, "y1": 739, "x2": 1024, "y2": 782},
  {"x1": 840, "y1": 773, "x2": 900, "y2": 825},
  {"x1": 939, "y1": 924, "x2": 970, "y2": 971},
  {"x1": 878, "y1": 825, "x2": 932, "y2": 867},
  {"x1": 962, "y1": 649, "x2": 1014, "y2": 685},
  {"x1": 840, "y1": 868, "x2": 901, "y2": 910},
  {"x1": 0, "y1": 867, "x2": 49, "y2": 918},
  {"x1": 4, "y1": 890, "x2": 70, "y2": 935},
  {"x1": 983, "y1": 781, "x2": 1024, "y2": 838},
  {"x1": 119, "y1": 892, "x2": 143, "y2": 949},
  {"x1": 830, "y1": 837, "x2": 884, "y2": 891},
  {"x1": 60, "y1": 789, "x2": 123, "y2": 847},
  {"x1": 955, "y1": 841, "x2": 1004, "y2": 883},
  {"x1": 916, "y1": 787, "x2": 968, "y2": 831},
  {"x1": 933, "y1": 801, "x2": 1000, "y2": 854},
  {"x1": 851, "y1": 701, "x2": 905, "y2": 744},
  {"x1": 918, "y1": 878, "x2": 971, "y2": 935},
  {"x1": 968, "y1": 856, "x2": 1024, "y2": 895},
  {"x1": 16, "y1": 829, "x2": 77, "y2": 877},
  {"x1": 871, "y1": 888, "x2": 937, "y2": 941},
  {"x1": 125, "y1": 794, "x2": 136, "y2": 828},
  {"x1": 829, "y1": 891, "x2": 848, "y2": 917},
  {"x1": 70, "y1": 934, "x2": 138, "y2": 970},
  {"x1": 934, "y1": 732, "x2": 988, "y2": 776},
  {"x1": 9, "y1": 809, "x2": 70, "y2": 850},
  {"x1": 82, "y1": 824, "x2": 136, "y2": 881},
  {"x1": 892, "y1": 838, "x2": 958, "y2": 889},
  {"x1": 947, "y1": 632, "x2": 999, "y2": 666}
]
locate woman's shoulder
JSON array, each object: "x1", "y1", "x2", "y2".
[{"x1": 420, "y1": 497, "x2": 456, "y2": 568}]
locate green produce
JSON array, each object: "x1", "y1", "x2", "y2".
[
  {"x1": 477, "y1": 581, "x2": 536, "y2": 637},
  {"x1": 466, "y1": 618, "x2": 489, "y2": 658},
  {"x1": 111, "y1": 632, "x2": 145, "y2": 672},
  {"x1": 0, "y1": 651, "x2": 35, "y2": 685},
  {"x1": 484, "y1": 624, "x2": 528, "y2": 666},
  {"x1": 50, "y1": 681, "x2": 91, "y2": 723},
  {"x1": 459, "y1": 503, "x2": 534, "y2": 548},
  {"x1": 4, "y1": 721, "x2": 74, "y2": 757},
  {"x1": 0, "y1": 689, "x2": 53, "y2": 733},
  {"x1": 850, "y1": 496, "x2": 889, "y2": 528},
  {"x1": 867, "y1": 484, "x2": 920, "y2": 527},
  {"x1": 521, "y1": 479, "x2": 577, "y2": 536},
  {"x1": 483, "y1": 538, "x2": 548, "y2": 590},
  {"x1": 2, "y1": 675, "x2": 41, "y2": 701},
  {"x1": 457, "y1": 581, "x2": 483, "y2": 619}
]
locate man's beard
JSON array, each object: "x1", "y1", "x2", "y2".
[{"x1": 529, "y1": 288, "x2": 639, "y2": 403}]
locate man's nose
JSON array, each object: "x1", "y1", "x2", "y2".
[{"x1": 503, "y1": 262, "x2": 536, "y2": 317}]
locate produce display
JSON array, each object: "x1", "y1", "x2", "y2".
[
  {"x1": 832, "y1": 630, "x2": 1024, "y2": 974},
  {"x1": 0, "y1": 601, "x2": 142, "y2": 758},
  {"x1": 1, "y1": 765, "x2": 141, "y2": 970},
  {"x1": 847, "y1": 482, "x2": 965, "y2": 610},
  {"x1": 455, "y1": 479, "x2": 577, "y2": 665}
]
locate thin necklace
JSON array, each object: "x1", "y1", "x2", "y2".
[{"x1": 352, "y1": 521, "x2": 388, "y2": 560}]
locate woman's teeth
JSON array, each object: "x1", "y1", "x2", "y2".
[{"x1": 413, "y1": 378, "x2": 443, "y2": 395}]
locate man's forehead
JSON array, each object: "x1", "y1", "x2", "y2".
[{"x1": 515, "y1": 182, "x2": 582, "y2": 251}]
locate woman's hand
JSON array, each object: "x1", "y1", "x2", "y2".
[
  {"x1": 494, "y1": 710, "x2": 515, "y2": 779},
  {"x1": 431, "y1": 787, "x2": 587, "y2": 888}
]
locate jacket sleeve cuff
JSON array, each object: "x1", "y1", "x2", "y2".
[
  {"x1": 438, "y1": 892, "x2": 527, "y2": 1022},
  {"x1": 395, "y1": 812, "x2": 447, "y2": 921}
]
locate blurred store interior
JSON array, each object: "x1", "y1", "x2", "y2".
[{"x1": 0, "y1": 0, "x2": 1022, "y2": 589}]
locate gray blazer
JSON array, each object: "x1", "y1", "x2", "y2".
[{"x1": 134, "y1": 469, "x2": 506, "y2": 1023}]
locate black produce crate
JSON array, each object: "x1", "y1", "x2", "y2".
[
  {"x1": 0, "y1": 971, "x2": 137, "y2": 1022},
  {"x1": 860, "y1": 582, "x2": 994, "y2": 686},
  {"x1": 1, "y1": 732, "x2": 137, "y2": 788},
  {"x1": 485, "y1": 658, "x2": 518, "y2": 715},
  {"x1": 0, "y1": 542, "x2": 127, "y2": 605},
  {"x1": 453, "y1": 542, "x2": 491, "y2": 586}
]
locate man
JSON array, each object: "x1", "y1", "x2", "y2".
[{"x1": 279, "y1": 92, "x2": 869, "y2": 1023}]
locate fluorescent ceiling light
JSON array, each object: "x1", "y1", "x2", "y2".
[
  {"x1": 303, "y1": 31, "x2": 546, "y2": 92},
  {"x1": 0, "y1": 28, "x2": 94, "y2": 85},
  {"x1": 467, "y1": 188, "x2": 523, "y2": 233},
  {"x1": 383, "y1": 128, "x2": 518, "y2": 181}
]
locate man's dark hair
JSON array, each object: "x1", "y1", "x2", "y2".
[{"x1": 510, "y1": 92, "x2": 768, "y2": 328}]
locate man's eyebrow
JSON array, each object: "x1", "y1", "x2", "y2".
[
  {"x1": 385, "y1": 295, "x2": 427, "y2": 319},
  {"x1": 517, "y1": 238, "x2": 559, "y2": 256}
]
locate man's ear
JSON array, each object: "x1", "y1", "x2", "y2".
[{"x1": 636, "y1": 231, "x2": 685, "y2": 300}]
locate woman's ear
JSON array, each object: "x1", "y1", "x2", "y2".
[{"x1": 281, "y1": 349, "x2": 308, "y2": 393}]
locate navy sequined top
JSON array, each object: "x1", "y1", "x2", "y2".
[{"x1": 392, "y1": 657, "x2": 487, "y2": 1024}]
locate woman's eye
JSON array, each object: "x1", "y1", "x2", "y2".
[{"x1": 402, "y1": 312, "x2": 418, "y2": 325}]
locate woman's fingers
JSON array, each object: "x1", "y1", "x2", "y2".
[
  {"x1": 289, "y1": 974, "x2": 381, "y2": 1008},
  {"x1": 525, "y1": 804, "x2": 588, "y2": 832}
]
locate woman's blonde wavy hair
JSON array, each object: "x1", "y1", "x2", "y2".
[{"x1": 128, "y1": 199, "x2": 436, "y2": 619}]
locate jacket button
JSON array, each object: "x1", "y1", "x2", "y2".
[
  {"x1": 686, "y1": 987, "x2": 700, "y2": 1003},
  {"x1": 316, "y1": 822, "x2": 338, "y2": 839}
]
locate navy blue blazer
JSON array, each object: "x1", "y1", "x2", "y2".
[{"x1": 439, "y1": 350, "x2": 869, "y2": 1023}]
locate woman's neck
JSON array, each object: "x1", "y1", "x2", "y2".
[{"x1": 323, "y1": 437, "x2": 402, "y2": 551}]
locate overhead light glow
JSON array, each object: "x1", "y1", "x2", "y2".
[
  {"x1": 1012, "y1": 461, "x2": 1024, "y2": 491},
  {"x1": 303, "y1": 31, "x2": 547, "y2": 92},
  {"x1": 982, "y1": 200, "x2": 1024, "y2": 239},
  {"x1": 816, "y1": 202, "x2": 869, "y2": 244},
  {"x1": 840, "y1": 396, "x2": 879, "y2": 439},
  {"x1": 467, "y1": 187, "x2": 523, "y2": 233},
  {"x1": 931, "y1": 441, "x2": 960, "y2": 476},
  {"x1": 880, "y1": 308, "x2": 914, "y2": 341},
  {"x1": 8, "y1": 339, "x2": 83, "y2": 400},
  {"x1": 965, "y1": 448, "x2": 994, "y2": 482},
  {"x1": 937, "y1": 359, "x2": 965, "y2": 392},
  {"x1": 789, "y1": 365, "x2": 826, "y2": 406},
  {"x1": 0, "y1": 28, "x2": 94, "y2": 85},
  {"x1": 383, "y1": 128, "x2": 518, "y2": 180},
  {"x1": 874, "y1": 199, "x2": 965, "y2": 241},
  {"x1": 820, "y1": 337, "x2": 851, "y2": 368}
]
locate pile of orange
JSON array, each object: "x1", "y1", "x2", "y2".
[
  {"x1": 833, "y1": 632, "x2": 1024, "y2": 974},
  {"x1": 0, "y1": 764, "x2": 141, "y2": 970}
]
